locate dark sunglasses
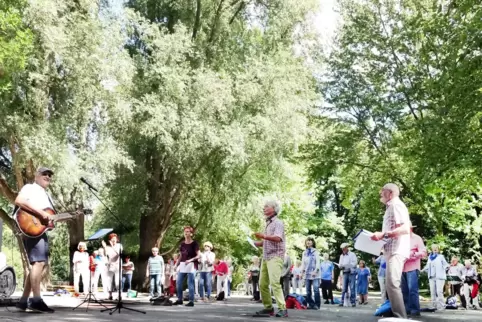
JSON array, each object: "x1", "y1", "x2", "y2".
[{"x1": 41, "y1": 172, "x2": 53, "y2": 178}]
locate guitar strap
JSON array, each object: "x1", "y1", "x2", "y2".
[{"x1": 47, "y1": 193, "x2": 58, "y2": 213}]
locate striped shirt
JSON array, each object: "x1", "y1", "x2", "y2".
[
  {"x1": 148, "y1": 255, "x2": 164, "y2": 275},
  {"x1": 382, "y1": 197, "x2": 410, "y2": 258}
]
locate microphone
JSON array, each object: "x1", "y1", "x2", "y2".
[{"x1": 80, "y1": 177, "x2": 98, "y2": 192}]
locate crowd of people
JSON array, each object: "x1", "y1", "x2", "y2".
[{"x1": 14, "y1": 166, "x2": 482, "y2": 318}]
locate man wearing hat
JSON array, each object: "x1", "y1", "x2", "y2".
[
  {"x1": 401, "y1": 224, "x2": 426, "y2": 317},
  {"x1": 14, "y1": 167, "x2": 55, "y2": 313},
  {"x1": 199, "y1": 241, "x2": 215, "y2": 302},
  {"x1": 338, "y1": 243, "x2": 358, "y2": 307}
]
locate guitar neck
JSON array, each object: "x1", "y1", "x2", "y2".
[{"x1": 53, "y1": 213, "x2": 75, "y2": 222}]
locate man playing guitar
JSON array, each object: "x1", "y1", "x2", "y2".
[{"x1": 15, "y1": 167, "x2": 55, "y2": 313}]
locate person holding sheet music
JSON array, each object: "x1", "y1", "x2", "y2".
[
  {"x1": 447, "y1": 256, "x2": 466, "y2": 308},
  {"x1": 338, "y1": 242, "x2": 358, "y2": 307},
  {"x1": 371, "y1": 183, "x2": 411, "y2": 319}
]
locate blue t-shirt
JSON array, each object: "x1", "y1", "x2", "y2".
[{"x1": 320, "y1": 261, "x2": 334, "y2": 280}]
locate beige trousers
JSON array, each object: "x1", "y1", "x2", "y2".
[{"x1": 386, "y1": 254, "x2": 407, "y2": 318}]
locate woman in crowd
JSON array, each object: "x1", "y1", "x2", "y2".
[
  {"x1": 174, "y1": 226, "x2": 200, "y2": 307},
  {"x1": 122, "y1": 255, "x2": 135, "y2": 293},
  {"x1": 462, "y1": 260, "x2": 480, "y2": 310},
  {"x1": 447, "y1": 256, "x2": 466, "y2": 308},
  {"x1": 301, "y1": 237, "x2": 321, "y2": 310},
  {"x1": 291, "y1": 261, "x2": 303, "y2": 295},
  {"x1": 73, "y1": 242, "x2": 90, "y2": 296},
  {"x1": 227, "y1": 258, "x2": 234, "y2": 298},
  {"x1": 102, "y1": 233, "x2": 122, "y2": 300},
  {"x1": 249, "y1": 256, "x2": 261, "y2": 301},
  {"x1": 199, "y1": 241, "x2": 215, "y2": 302},
  {"x1": 373, "y1": 251, "x2": 387, "y2": 303},
  {"x1": 422, "y1": 244, "x2": 449, "y2": 310},
  {"x1": 93, "y1": 247, "x2": 108, "y2": 297},
  {"x1": 356, "y1": 260, "x2": 371, "y2": 305},
  {"x1": 320, "y1": 253, "x2": 335, "y2": 304}
]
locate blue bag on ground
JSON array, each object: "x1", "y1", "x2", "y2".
[{"x1": 374, "y1": 300, "x2": 392, "y2": 316}]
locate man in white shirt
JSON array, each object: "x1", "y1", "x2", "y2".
[
  {"x1": 338, "y1": 243, "x2": 357, "y2": 307},
  {"x1": 15, "y1": 167, "x2": 56, "y2": 313},
  {"x1": 371, "y1": 183, "x2": 411, "y2": 319}
]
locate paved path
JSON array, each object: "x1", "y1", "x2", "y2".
[{"x1": 0, "y1": 295, "x2": 481, "y2": 321}]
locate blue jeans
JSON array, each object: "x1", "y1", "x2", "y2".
[
  {"x1": 199, "y1": 272, "x2": 212, "y2": 298},
  {"x1": 341, "y1": 273, "x2": 356, "y2": 305},
  {"x1": 402, "y1": 270, "x2": 420, "y2": 314},
  {"x1": 122, "y1": 274, "x2": 132, "y2": 292},
  {"x1": 149, "y1": 274, "x2": 161, "y2": 297},
  {"x1": 305, "y1": 278, "x2": 321, "y2": 308},
  {"x1": 177, "y1": 272, "x2": 195, "y2": 302}
]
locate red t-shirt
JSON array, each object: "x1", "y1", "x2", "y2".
[{"x1": 214, "y1": 261, "x2": 228, "y2": 275}]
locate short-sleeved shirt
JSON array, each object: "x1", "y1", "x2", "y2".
[
  {"x1": 180, "y1": 240, "x2": 199, "y2": 269},
  {"x1": 320, "y1": 261, "x2": 334, "y2": 280},
  {"x1": 382, "y1": 197, "x2": 410, "y2": 258},
  {"x1": 263, "y1": 216, "x2": 285, "y2": 260},
  {"x1": 148, "y1": 256, "x2": 164, "y2": 275},
  {"x1": 17, "y1": 183, "x2": 53, "y2": 211}
]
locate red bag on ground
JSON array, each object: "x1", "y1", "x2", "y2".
[{"x1": 285, "y1": 296, "x2": 306, "y2": 310}]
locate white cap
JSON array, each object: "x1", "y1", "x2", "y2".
[{"x1": 340, "y1": 243, "x2": 350, "y2": 249}]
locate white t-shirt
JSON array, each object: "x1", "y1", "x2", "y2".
[
  {"x1": 105, "y1": 243, "x2": 122, "y2": 272},
  {"x1": 73, "y1": 251, "x2": 90, "y2": 272},
  {"x1": 18, "y1": 183, "x2": 52, "y2": 210},
  {"x1": 199, "y1": 251, "x2": 215, "y2": 272}
]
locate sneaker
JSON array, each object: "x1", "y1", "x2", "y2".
[
  {"x1": 16, "y1": 301, "x2": 29, "y2": 312},
  {"x1": 173, "y1": 300, "x2": 183, "y2": 305},
  {"x1": 28, "y1": 299, "x2": 55, "y2": 313},
  {"x1": 363, "y1": 302, "x2": 368, "y2": 305},
  {"x1": 338, "y1": 304, "x2": 344, "y2": 307},
  {"x1": 324, "y1": 300, "x2": 329, "y2": 304},
  {"x1": 255, "y1": 308, "x2": 275, "y2": 316},
  {"x1": 351, "y1": 303, "x2": 356, "y2": 307},
  {"x1": 331, "y1": 301, "x2": 335, "y2": 305},
  {"x1": 275, "y1": 309, "x2": 288, "y2": 318},
  {"x1": 185, "y1": 301, "x2": 194, "y2": 307}
]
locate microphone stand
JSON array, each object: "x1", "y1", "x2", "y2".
[{"x1": 83, "y1": 185, "x2": 146, "y2": 315}]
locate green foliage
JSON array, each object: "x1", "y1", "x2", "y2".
[{"x1": 303, "y1": 0, "x2": 482, "y2": 268}]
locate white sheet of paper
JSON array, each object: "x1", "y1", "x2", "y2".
[
  {"x1": 354, "y1": 230, "x2": 386, "y2": 256},
  {"x1": 247, "y1": 236, "x2": 258, "y2": 250},
  {"x1": 179, "y1": 262, "x2": 195, "y2": 273}
]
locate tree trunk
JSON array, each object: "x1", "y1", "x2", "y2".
[
  {"x1": 135, "y1": 214, "x2": 159, "y2": 291},
  {"x1": 67, "y1": 214, "x2": 85, "y2": 285}
]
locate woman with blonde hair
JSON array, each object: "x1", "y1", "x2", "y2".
[
  {"x1": 422, "y1": 244, "x2": 449, "y2": 310},
  {"x1": 199, "y1": 241, "x2": 215, "y2": 302},
  {"x1": 73, "y1": 241, "x2": 90, "y2": 296},
  {"x1": 250, "y1": 256, "x2": 261, "y2": 301}
]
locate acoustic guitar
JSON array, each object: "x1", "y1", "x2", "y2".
[{"x1": 14, "y1": 207, "x2": 81, "y2": 238}]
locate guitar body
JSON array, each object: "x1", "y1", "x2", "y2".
[{"x1": 14, "y1": 207, "x2": 56, "y2": 238}]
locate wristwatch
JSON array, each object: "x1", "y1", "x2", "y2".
[{"x1": 383, "y1": 233, "x2": 390, "y2": 239}]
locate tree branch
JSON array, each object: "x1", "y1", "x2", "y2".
[
  {"x1": 192, "y1": 0, "x2": 202, "y2": 40},
  {"x1": 0, "y1": 175, "x2": 17, "y2": 203},
  {"x1": 9, "y1": 136, "x2": 24, "y2": 191},
  {"x1": 229, "y1": 1, "x2": 245, "y2": 24}
]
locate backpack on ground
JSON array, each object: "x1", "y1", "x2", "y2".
[
  {"x1": 285, "y1": 294, "x2": 307, "y2": 310},
  {"x1": 446, "y1": 295, "x2": 457, "y2": 309},
  {"x1": 216, "y1": 291, "x2": 225, "y2": 301}
]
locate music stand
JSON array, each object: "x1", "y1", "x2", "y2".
[
  {"x1": 81, "y1": 185, "x2": 146, "y2": 315},
  {"x1": 73, "y1": 229, "x2": 113, "y2": 312}
]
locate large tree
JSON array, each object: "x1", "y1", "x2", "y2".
[{"x1": 103, "y1": 0, "x2": 320, "y2": 287}]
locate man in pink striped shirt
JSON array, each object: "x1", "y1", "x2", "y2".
[{"x1": 401, "y1": 226, "x2": 426, "y2": 317}]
